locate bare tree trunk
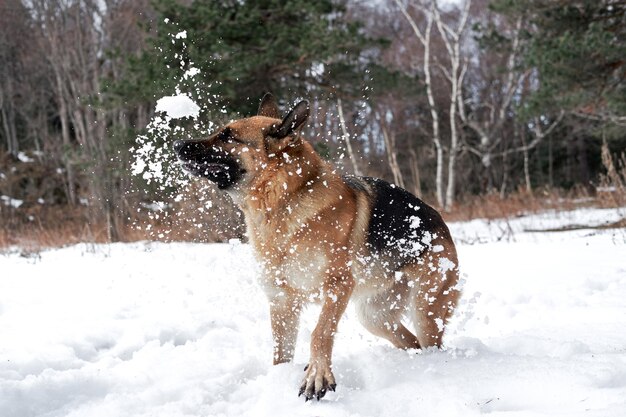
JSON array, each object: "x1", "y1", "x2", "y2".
[
  {"x1": 601, "y1": 136, "x2": 625, "y2": 192},
  {"x1": 137, "y1": 104, "x2": 148, "y2": 130},
  {"x1": 1, "y1": 88, "x2": 19, "y2": 155},
  {"x1": 337, "y1": 98, "x2": 361, "y2": 176},
  {"x1": 518, "y1": 123, "x2": 532, "y2": 193},
  {"x1": 500, "y1": 152, "x2": 508, "y2": 198},
  {"x1": 548, "y1": 134, "x2": 554, "y2": 188},
  {"x1": 52, "y1": 68, "x2": 78, "y2": 205},
  {"x1": 1, "y1": 105, "x2": 17, "y2": 155},
  {"x1": 381, "y1": 121, "x2": 405, "y2": 188},
  {"x1": 424, "y1": 12, "x2": 444, "y2": 208},
  {"x1": 409, "y1": 148, "x2": 422, "y2": 198},
  {"x1": 432, "y1": 0, "x2": 471, "y2": 210}
]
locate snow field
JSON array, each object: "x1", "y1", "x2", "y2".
[{"x1": 1, "y1": 208, "x2": 625, "y2": 416}]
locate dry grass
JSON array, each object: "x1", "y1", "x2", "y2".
[
  {"x1": 597, "y1": 143, "x2": 626, "y2": 208},
  {"x1": 0, "y1": 206, "x2": 107, "y2": 253},
  {"x1": 2, "y1": 182, "x2": 624, "y2": 252},
  {"x1": 442, "y1": 186, "x2": 601, "y2": 223},
  {"x1": 0, "y1": 182, "x2": 245, "y2": 253}
]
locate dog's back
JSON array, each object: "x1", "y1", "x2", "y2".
[{"x1": 344, "y1": 175, "x2": 452, "y2": 263}]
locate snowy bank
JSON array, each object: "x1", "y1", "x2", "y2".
[{"x1": 1, "y1": 208, "x2": 625, "y2": 417}]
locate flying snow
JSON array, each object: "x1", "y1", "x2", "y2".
[{"x1": 155, "y1": 94, "x2": 200, "y2": 119}]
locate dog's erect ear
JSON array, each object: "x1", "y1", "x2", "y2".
[
  {"x1": 268, "y1": 100, "x2": 310, "y2": 139},
  {"x1": 257, "y1": 93, "x2": 281, "y2": 119}
]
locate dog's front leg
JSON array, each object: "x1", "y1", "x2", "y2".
[
  {"x1": 299, "y1": 273, "x2": 354, "y2": 401},
  {"x1": 270, "y1": 289, "x2": 302, "y2": 365}
]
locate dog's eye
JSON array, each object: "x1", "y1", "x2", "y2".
[
  {"x1": 229, "y1": 136, "x2": 245, "y2": 144},
  {"x1": 217, "y1": 129, "x2": 244, "y2": 144}
]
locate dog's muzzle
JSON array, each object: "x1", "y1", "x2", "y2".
[{"x1": 173, "y1": 139, "x2": 244, "y2": 189}]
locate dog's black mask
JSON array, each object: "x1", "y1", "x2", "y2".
[{"x1": 173, "y1": 139, "x2": 243, "y2": 189}]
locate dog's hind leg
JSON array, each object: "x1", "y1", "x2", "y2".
[
  {"x1": 354, "y1": 286, "x2": 421, "y2": 350},
  {"x1": 406, "y1": 244, "x2": 460, "y2": 349},
  {"x1": 269, "y1": 288, "x2": 303, "y2": 365}
]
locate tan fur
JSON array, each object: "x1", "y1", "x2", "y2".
[{"x1": 177, "y1": 100, "x2": 460, "y2": 401}]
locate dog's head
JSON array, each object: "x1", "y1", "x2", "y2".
[{"x1": 174, "y1": 94, "x2": 309, "y2": 191}]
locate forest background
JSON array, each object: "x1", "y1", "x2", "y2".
[{"x1": 0, "y1": 0, "x2": 624, "y2": 247}]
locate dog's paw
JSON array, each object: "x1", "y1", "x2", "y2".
[{"x1": 298, "y1": 361, "x2": 336, "y2": 401}]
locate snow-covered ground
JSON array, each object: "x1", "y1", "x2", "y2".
[{"x1": 1, "y1": 207, "x2": 625, "y2": 417}]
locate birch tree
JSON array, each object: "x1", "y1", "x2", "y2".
[
  {"x1": 393, "y1": 0, "x2": 444, "y2": 206},
  {"x1": 393, "y1": 0, "x2": 471, "y2": 209},
  {"x1": 432, "y1": 0, "x2": 471, "y2": 209}
]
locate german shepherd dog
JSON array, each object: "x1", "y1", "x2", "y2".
[{"x1": 174, "y1": 94, "x2": 460, "y2": 401}]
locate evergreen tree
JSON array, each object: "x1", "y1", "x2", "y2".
[
  {"x1": 118, "y1": 0, "x2": 377, "y2": 116},
  {"x1": 491, "y1": 0, "x2": 626, "y2": 122}
]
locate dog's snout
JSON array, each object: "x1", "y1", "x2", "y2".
[
  {"x1": 174, "y1": 140, "x2": 206, "y2": 160},
  {"x1": 173, "y1": 140, "x2": 185, "y2": 154}
]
